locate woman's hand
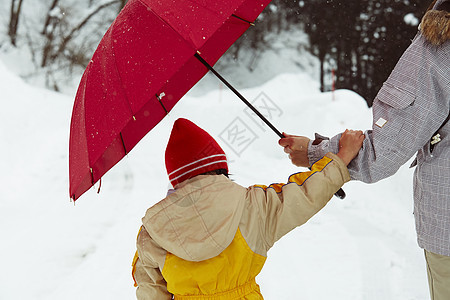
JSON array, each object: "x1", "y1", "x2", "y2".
[{"x1": 278, "y1": 133, "x2": 311, "y2": 167}]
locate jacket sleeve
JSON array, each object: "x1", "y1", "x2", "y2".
[
  {"x1": 308, "y1": 32, "x2": 450, "y2": 183},
  {"x1": 134, "y1": 227, "x2": 172, "y2": 300},
  {"x1": 249, "y1": 153, "x2": 349, "y2": 250}
]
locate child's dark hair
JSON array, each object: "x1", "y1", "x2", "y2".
[{"x1": 200, "y1": 169, "x2": 229, "y2": 178}]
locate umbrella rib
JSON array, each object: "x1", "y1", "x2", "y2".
[
  {"x1": 109, "y1": 17, "x2": 136, "y2": 120},
  {"x1": 90, "y1": 168, "x2": 95, "y2": 184},
  {"x1": 120, "y1": 132, "x2": 128, "y2": 155},
  {"x1": 156, "y1": 93, "x2": 169, "y2": 114},
  {"x1": 231, "y1": 14, "x2": 255, "y2": 26}
]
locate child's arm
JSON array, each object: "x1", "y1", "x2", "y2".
[
  {"x1": 134, "y1": 227, "x2": 172, "y2": 300},
  {"x1": 241, "y1": 130, "x2": 363, "y2": 254},
  {"x1": 247, "y1": 152, "x2": 351, "y2": 251}
]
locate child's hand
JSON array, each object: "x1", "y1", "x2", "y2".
[
  {"x1": 336, "y1": 129, "x2": 365, "y2": 166},
  {"x1": 278, "y1": 133, "x2": 310, "y2": 167}
]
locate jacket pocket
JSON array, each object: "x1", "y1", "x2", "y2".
[
  {"x1": 376, "y1": 82, "x2": 416, "y2": 109},
  {"x1": 372, "y1": 81, "x2": 419, "y2": 156}
]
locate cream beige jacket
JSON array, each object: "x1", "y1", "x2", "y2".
[{"x1": 134, "y1": 153, "x2": 350, "y2": 299}]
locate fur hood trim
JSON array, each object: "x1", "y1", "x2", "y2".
[{"x1": 419, "y1": 9, "x2": 450, "y2": 45}]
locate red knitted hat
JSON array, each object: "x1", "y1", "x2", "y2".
[{"x1": 165, "y1": 118, "x2": 228, "y2": 186}]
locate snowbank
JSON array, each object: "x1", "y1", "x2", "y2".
[{"x1": 0, "y1": 59, "x2": 428, "y2": 299}]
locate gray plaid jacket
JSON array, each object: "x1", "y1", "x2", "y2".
[{"x1": 308, "y1": 1, "x2": 450, "y2": 256}]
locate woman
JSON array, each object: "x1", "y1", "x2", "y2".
[{"x1": 279, "y1": 1, "x2": 450, "y2": 299}]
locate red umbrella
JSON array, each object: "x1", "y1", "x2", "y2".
[{"x1": 69, "y1": 0, "x2": 275, "y2": 200}]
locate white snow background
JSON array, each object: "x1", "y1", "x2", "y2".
[{"x1": 0, "y1": 44, "x2": 429, "y2": 299}]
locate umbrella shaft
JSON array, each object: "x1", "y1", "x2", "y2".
[
  {"x1": 194, "y1": 53, "x2": 284, "y2": 139},
  {"x1": 194, "y1": 54, "x2": 345, "y2": 199}
]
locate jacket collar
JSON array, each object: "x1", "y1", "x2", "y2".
[
  {"x1": 143, "y1": 175, "x2": 247, "y2": 261},
  {"x1": 419, "y1": 0, "x2": 450, "y2": 45}
]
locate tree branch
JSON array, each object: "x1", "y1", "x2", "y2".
[{"x1": 50, "y1": 0, "x2": 120, "y2": 62}]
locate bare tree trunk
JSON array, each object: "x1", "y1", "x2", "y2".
[
  {"x1": 318, "y1": 50, "x2": 326, "y2": 92},
  {"x1": 42, "y1": 0, "x2": 59, "y2": 35},
  {"x1": 118, "y1": 0, "x2": 127, "y2": 12},
  {"x1": 49, "y1": 0, "x2": 120, "y2": 63},
  {"x1": 41, "y1": 0, "x2": 119, "y2": 67},
  {"x1": 335, "y1": 42, "x2": 342, "y2": 89},
  {"x1": 8, "y1": 0, "x2": 24, "y2": 46},
  {"x1": 41, "y1": 0, "x2": 60, "y2": 66}
]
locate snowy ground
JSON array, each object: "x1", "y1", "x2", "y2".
[{"x1": 0, "y1": 53, "x2": 429, "y2": 299}]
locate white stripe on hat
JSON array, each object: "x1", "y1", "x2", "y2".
[
  {"x1": 169, "y1": 160, "x2": 228, "y2": 183},
  {"x1": 168, "y1": 154, "x2": 227, "y2": 177}
]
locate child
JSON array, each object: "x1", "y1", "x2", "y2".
[{"x1": 132, "y1": 118, "x2": 364, "y2": 299}]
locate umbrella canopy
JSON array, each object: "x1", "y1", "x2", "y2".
[{"x1": 69, "y1": 0, "x2": 272, "y2": 200}]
